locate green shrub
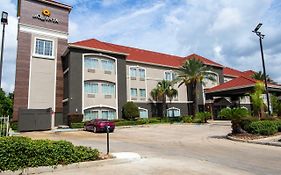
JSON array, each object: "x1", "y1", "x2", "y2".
[
  {"x1": 147, "y1": 118, "x2": 161, "y2": 124},
  {"x1": 0, "y1": 137, "x2": 99, "y2": 171},
  {"x1": 115, "y1": 120, "x2": 137, "y2": 126},
  {"x1": 240, "y1": 117, "x2": 259, "y2": 131},
  {"x1": 275, "y1": 120, "x2": 281, "y2": 132},
  {"x1": 193, "y1": 112, "x2": 211, "y2": 123},
  {"x1": 181, "y1": 115, "x2": 193, "y2": 123},
  {"x1": 10, "y1": 121, "x2": 18, "y2": 131},
  {"x1": 122, "y1": 102, "x2": 139, "y2": 120},
  {"x1": 248, "y1": 121, "x2": 278, "y2": 135},
  {"x1": 67, "y1": 113, "x2": 83, "y2": 126},
  {"x1": 70, "y1": 122, "x2": 84, "y2": 129},
  {"x1": 218, "y1": 107, "x2": 232, "y2": 120}
]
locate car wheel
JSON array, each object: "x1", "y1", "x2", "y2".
[{"x1": 93, "y1": 126, "x2": 97, "y2": 133}]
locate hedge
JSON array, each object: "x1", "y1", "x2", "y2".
[
  {"x1": 0, "y1": 137, "x2": 99, "y2": 171},
  {"x1": 70, "y1": 122, "x2": 84, "y2": 129},
  {"x1": 248, "y1": 121, "x2": 278, "y2": 135}
]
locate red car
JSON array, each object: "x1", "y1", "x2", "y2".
[{"x1": 84, "y1": 119, "x2": 115, "y2": 133}]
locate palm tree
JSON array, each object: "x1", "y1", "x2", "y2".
[
  {"x1": 252, "y1": 71, "x2": 276, "y2": 84},
  {"x1": 150, "y1": 80, "x2": 178, "y2": 117},
  {"x1": 176, "y1": 58, "x2": 215, "y2": 115}
]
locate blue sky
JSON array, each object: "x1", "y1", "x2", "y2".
[{"x1": 1, "y1": 0, "x2": 281, "y2": 92}]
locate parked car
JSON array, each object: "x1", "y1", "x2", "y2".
[{"x1": 84, "y1": 119, "x2": 115, "y2": 133}]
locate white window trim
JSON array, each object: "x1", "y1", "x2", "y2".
[
  {"x1": 85, "y1": 57, "x2": 99, "y2": 69},
  {"x1": 166, "y1": 107, "x2": 181, "y2": 117},
  {"x1": 138, "y1": 107, "x2": 148, "y2": 118},
  {"x1": 33, "y1": 37, "x2": 55, "y2": 59},
  {"x1": 82, "y1": 53, "x2": 118, "y2": 118},
  {"x1": 84, "y1": 81, "x2": 99, "y2": 94},
  {"x1": 129, "y1": 66, "x2": 137, "y2": 78},
  {"x1": 163, "y1": 70, "x2": 175, "y2": 81},
  {"x1": 130, "y1": 88, "x2": 138, "y2": 99}
]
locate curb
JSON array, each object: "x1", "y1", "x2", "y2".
[
  {"x1": 226, "y1": 134, "x2": 281, "y2": 147},
  {"x1": 0, "y1": 157, "x2": 136, "y2": 175}
]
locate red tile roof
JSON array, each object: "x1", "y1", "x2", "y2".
[
  {"x1": 184, "y1": 54, "x2": 223, "y2": 68},
  {"x1": 71, "y1": 39, "x2": 222, "y2": 68},
  {"x1": 243, "y1": 70, "x2": 256, "y2": 77},
  {"x1": 223, "y1": 67, "x2": 243, "y2": 77},
  {"x1": 206, "y1": 76, "x2": 258, "y2": 93}
]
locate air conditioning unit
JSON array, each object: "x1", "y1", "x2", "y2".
[
  {"x1": 87, "y1": 94, "x2": 95, "y2": 98},
  {"x1": 104, "y1": 95, "x2": 112, "y2": 99},
  {"x1": 104, "y1": 70, "x2": 112, "y2": 75},
  {"x1": 87, "y1": 69, "x2": 96, "y2": 73}
]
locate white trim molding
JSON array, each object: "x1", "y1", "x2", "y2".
[{"x1": 19, "y1": 23, "x2": 68, "y2": 39}]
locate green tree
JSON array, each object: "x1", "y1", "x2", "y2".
[
  {"x1": 122, "y1": 101, "x2": 139, "y2": 120},
  {"x1": 0, "y1": 88, "x2": 13, "y2": 117},
  {"x1": 219, "y1": 107, "x2": 250, "y2": 134},
  {"x1": 150, "y1": 80, "x2": 178, "y2": 117},
  {"x1": 176, "y1": 58, "x2": 215, "y2": 115},
  {"x1": 252, "y1": 71, "x2": 276, "y2": 84},
  {"x1": 271, "y1": 94, "x2": 281, "y2": 116},
  {"x1": 250, "y1": 82, "x2": 265, "y2": 119}
]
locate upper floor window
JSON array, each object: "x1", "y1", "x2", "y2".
[
  {"x1": 130, "y1": 67, "x2": 137, "y2": 78},
  {"x1": 139, "y1": 89, "x2": 146, "y2": 97},
  {"x1": 84, "y1": 82, "x2": 98, "y2": 94},
  {"x1": 164, "y1": 71, "x2": 176, "y2": 81},
  {"x1": 101, "y1": 59, "x2": 114, "y2": 71},
  {"x1": 139, "y1": 68, "x2": 145, "y2": 79},
  {"x1": 130, "y1": 88, "x2": 137, "y2": 97},
  {"x1": 102, "y1": 83, "x2": 115, "y2": 95},
  {"x1": 85, "y1": 58, "x2": 98, "y2": 69},
  {"x1": 203, "y1": 72, "x2": 219, "y2": 88},
  {"x1": 35, "y1": 38, "x2": 53, "y2": 57}
]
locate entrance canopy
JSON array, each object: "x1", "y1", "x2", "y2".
[{"x1": 206, "y1": 76, "x2": 281, "y2": 98}]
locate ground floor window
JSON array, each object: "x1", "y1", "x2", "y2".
[
  {"x1": 102, "y1": 111, "x2": 116, "y2": 120},
  {"x1": 167, "y1": 107, "x2": 180, "y2": 117},
  {"x1": 84, "y1": 110, "x2": 98, "y2": 121},
  {"x1": 139, "y1": 108, "x2": 148, "y2": 118}
]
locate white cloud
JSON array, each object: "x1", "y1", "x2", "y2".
[{"x1": 1, "y1": 0, "x2": 281, "y2": 93}]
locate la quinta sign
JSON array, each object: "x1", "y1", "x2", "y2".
[{"x1": 32, "y1": 9, "x2": 59, "y2": 24}]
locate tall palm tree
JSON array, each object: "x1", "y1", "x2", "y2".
[
  {"x1": 252, "y1": 71, "x2": 276, "y2": 84},
  {"x1": 176, "y1": 58, "x2": 215, "y2": 115},
  {"x1": 150, "y1": 80, "x2": 178, "y2": 117}
]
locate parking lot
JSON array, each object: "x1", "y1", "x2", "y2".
[{"x1": 22, "y1": 121, "x2": 281, "y2": 175}]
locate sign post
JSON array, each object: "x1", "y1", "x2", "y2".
[{"x1": 106, "y1": 125, "x2": 110, "y2": 155}]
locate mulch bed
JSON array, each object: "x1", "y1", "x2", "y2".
[{"x1": 229, "y1": 132, "x2": 281, "y2": 141}]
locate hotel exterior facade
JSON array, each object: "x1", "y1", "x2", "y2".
[{"x1": 13, "y1": 0, "x2": 281, "y2": 129}]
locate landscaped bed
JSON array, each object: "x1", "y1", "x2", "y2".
[{"x1": 0, "y1": 136, "x2": 101, "y2": 172}]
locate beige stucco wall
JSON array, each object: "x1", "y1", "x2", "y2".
[
  {"x1": 126, "y1": 63, "x2": 188, "y2": 102},
  {"x1": 83, "y1": 55, "x2": 117, "y2": 110}
]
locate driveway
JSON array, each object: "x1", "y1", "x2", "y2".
[{"x1": 21, "y1": 121, "x2": 281, "y2": 175}]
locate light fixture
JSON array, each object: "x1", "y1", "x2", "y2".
[{"x1": 1, "y1": 11, "x2": 8, "y2": 25}]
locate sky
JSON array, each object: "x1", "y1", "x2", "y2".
[{"x1": 0, "y1": 0, "x2": 281, "y2": 92}]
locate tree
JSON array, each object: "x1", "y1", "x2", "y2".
[
  {"x1": 0, "y1": 88, "x2": 13, "y2": 117},
  {"x1": 150, "y1": 80, "x2": 178, "y2": 117},
  {"x1": 122, "y1": 101, "x2": 139, "y2": 120},
  {"x1": 219, "y1": 107, "x2": 250, "y2": 134},
  {"x1": 176, "y1": 58, "x2": 215, "y2": 115},
  {"x1": 271, "y1": 94, "x2": 281, "y2": 117},
  {"x1": 250, "y1": 82, "x2": 265, "y2": 119},
  {"x1": 252, "y1": 71, "x2": 276, "y2": 84}
]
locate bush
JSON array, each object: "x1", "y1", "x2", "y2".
[
  {"x1": 0, "y1": 137, "x2": 99, "y2": 171},
  {"x1": 240, "y1": 117, "x2": 259, "y2": 131},
  {"x1": 181, "y1": 115, "x2": 193, "y2": 123},
  {"x1": 10, "y1": 121, "x2": 18, "y2": 131},
  {"x1": 193, "y1": 112, "x2": 211, "y2": 123},
  {"x1": 122, "y1": 102, "x2": 139, "y2": 120},
  {"x1": 67, "y1": 113, "x2": 83, "y2": 126},
  {"x1": 248, "y1": 121, "x2": 278, "y2": 135},
  {"x1": 218, "y1": 107, "x2": 232, "y2": 120},
  {"x1": 115, "y1": 120, "x2": 137, "y2": 126},
  {"x1": 275, "y1": 120, "x2": 281, "y2": 132},
  {"x1": 70, "y1": 122, "x2": 84, "y2": 129}
]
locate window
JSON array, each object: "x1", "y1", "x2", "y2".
[
  {"x1": 85, "y1": 57, "x2": 98, "y2": 69},
  {"x1": 130, "y1": 88, "x2": 137, "y2": 97},
  {"x1": 139, "y1": 89, "x2": 146, "y2": 97},
  {"x1": 83, "y1": 110, "x2": 98, "y2": 121},
  {"x1": 139, "y1": 68, "x2": 145, "y2": 79},
  {"x1": 139, "y1": 108, "x2": 148, "y2": 118},
  {"x1": 167, "y1": 107, "x2": 181, "y2": 117},
  {"x1": 35, "y1": 38, "x2": 53, "y2": 57},
  {"x1": 130, "y1": 67, "x2": 137, "y2": 78},
  {"x1": 164, "y1": 71, "x2": 175, "y2": 81},
  {"x1": 102, "y1": 111, "x2": 116, "y2": 120},
  {"x1": 84, "y1": 82, "x2": 98, "y2": 94},
  {"x1": 101, "y1": 59, "x2": 114, "y2": 71},
  {"x1": 102, "y1": 83, "x2": 115, "y2": 95}
]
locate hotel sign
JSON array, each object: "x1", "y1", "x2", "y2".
[{"x1": 33, "y1": 9, "x2": 59, "y2": 24}]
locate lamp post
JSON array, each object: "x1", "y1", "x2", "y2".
[
  {"x1": 0, "y1": 11, "x2": 8, "y2": 88},
  {"x1": 252, "y1": 23, "x2": 271, "y2": 116}
]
